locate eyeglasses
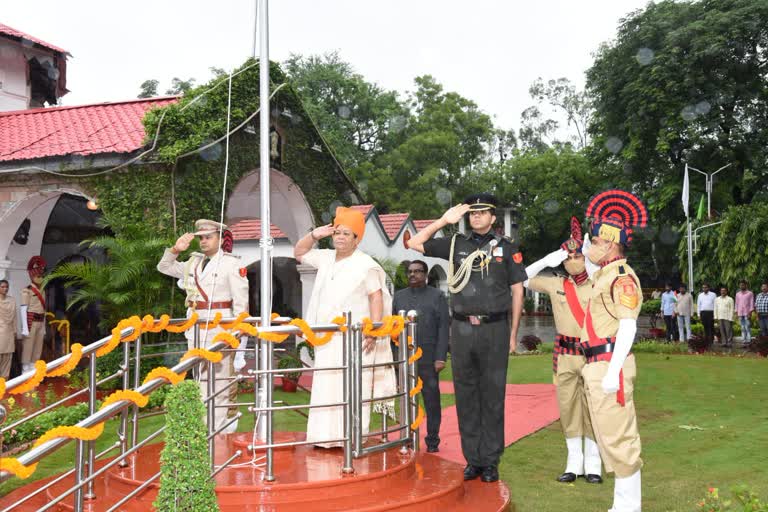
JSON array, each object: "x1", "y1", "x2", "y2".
[{"x1": 408, "y1": 269, "x2": 426, "y2": 274}]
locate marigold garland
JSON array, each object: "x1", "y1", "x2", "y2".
[
  {"x1": 121, "y1": 316, "x2": 144, "y2": 343},
  {"x1": 143, "y1": 367, "x2": 186, "y2": 386},
  {"x1": 34, "y1": 423, "x2": 105, "y2": 448},
  {"x1": 46, "y1": 343, "x2": 83, "y2": 377},
  {"x1": 389, "y1": 316, "x2": 405, "y2": 343},
  {"x1": 10, "y1": 360, "x2": 47, "y2": 395},
  {"x1": 0, "y1": 458, "x2": 37, "y2": 479},
  {"x1": 233, "y1": 322, "x2": 258, "y2": 336},
  {"x1": 200, "y1": 312, "x2": 223, "y2": 330},
  {"x1": 165, "y1": 312, "x2": 199, "y2": 333},
  {"x1": 408, "y1": 347, "x2": 423, "y2": 365},
  {"x1": 257, "y1": 331, "x2": 290, "y2": 343},
  {"x1": 407, "y1": 335, "x2": 413, "y2": 347},
  {"x1": 410, "y1": 405, "x2": 425, "y2": 430},
  {"x1": 181, "y1": 348, "x2": 223, "y2": 363},
  {"x1": 331, "y1": 316, "x2": 348, "y2": 333},
  {"x1": 362, "y1": 316, "x2": 397, "y2": 337},
  {"x1": 212, "y1": 331, "x2": 241, "y2": 349},
  {"x1": 289, "y1": 318, "x2": 334, "y2": 347},
  {"x1": 100, "y1": 389, "x2": 149, "y2": 410},
  {"x1": 410, "y1": 377, "x2": 423, "y2": 398},
  {"x1": 220, "y1": 311, "x2": 249, "y2": 329}
]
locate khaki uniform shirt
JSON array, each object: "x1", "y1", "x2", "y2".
[
  {"x1": 20, "y1": 285, "x2": 45, "y2": 314},
  {"x1": 528, "y1": 273, "x2": 590, "y2": 338},
  {"x1": 0, "y1": 296, "x2": 17, "y2": 354},
  {"x1": 580, "y1": 259, "x2": 642, "y2": 340}
]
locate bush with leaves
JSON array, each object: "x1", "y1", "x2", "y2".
[
  {"x1": 698, "y1": 485, "x2": 768, "y2": 511},
  {"x1": 154, "y1": 380, "x2": 219, "y2": 512}
]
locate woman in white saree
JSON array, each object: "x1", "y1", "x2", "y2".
[{"x1": 295, "y1": 207, "x2": 396, "y2": 447}]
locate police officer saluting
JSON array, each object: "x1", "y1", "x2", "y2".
[{"x1": 407, "y1": 193, "x2": 527, "y2": 483}]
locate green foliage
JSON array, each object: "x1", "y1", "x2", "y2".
[
  {"x1": 698, "y1": 485, "x2": 768, "y2": 511},
  {"x1": 632, "y1": 339, "x2": 688, "y2": 354},
  {"x1": 2, "y1": 402, "x2": 90, "y2": 448},
  {"x1": 43, "y1": 224, "x2": 185, "y2": 330},
  {"x1": 520, "y1": 77, "x2": 591, "y2": 150},
  {"x1": 523, "y1": 297, "x2": 535, "y2": 314},
  {"x1": 95, "y1": 341, "x2": 182, "y2": 391},
  {"x1": 641, "y1": 298, "x2": 662, "y2": 316},
  {"x1": 138, "y1": 79, "x2": 159, "y2": 99},
  {"x1": 680, "y1": 204, "x2": 768, "y2": 289},
  {"x1": 154, "y1": 380, "x2": 219, "y2": 512},
  {"x1": 277, "y1": 355, "x2": 302, "y2": 382},
  {"x1": 586, "y1": 0, "x2": 768, "y2": 224}
]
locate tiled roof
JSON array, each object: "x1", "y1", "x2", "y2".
[
  {"x1": 0, "y1": 22, "x2": 68, "y2": 54},
  {"x1": 378, "y1": 213, "x2": 409, "y2": 240},
  {"x1": 0, "y1": 97, "x2": 177, "y2": 162},
  {"x1": 229, "y1": 219, "x2": 288, "y2": 240},
  {"x1": 413, "y1": 219, "x2": 437, "y2": 232},
  {"x1": 350, "y1": 204, "x2": 374, "y2": 218}
]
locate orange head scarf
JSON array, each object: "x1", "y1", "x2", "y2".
[{"x1": 333, "y1": 207, "x2": 365, "y2": 241}]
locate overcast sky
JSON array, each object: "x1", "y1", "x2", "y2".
[{"x1": 3, "y1": 0, "x2": 650, "y2": 130}]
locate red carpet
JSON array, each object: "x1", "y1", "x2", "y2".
[{"x1": 421, "y1": 382, "x2": 559, "y2": 464}]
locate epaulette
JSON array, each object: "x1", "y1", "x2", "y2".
[{"x1": 223, "y1": 252, "x2": 241, "y2": 259}]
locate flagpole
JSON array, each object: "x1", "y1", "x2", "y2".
[{"x1": 684, "y1": 164, "x2": 694, "y2": 287}]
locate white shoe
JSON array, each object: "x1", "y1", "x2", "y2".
[
  {"x1": 584, "y1": 437, "x2": 603, "y2": 477},
  {"x1": 564, "y1": 436, "x2": 585, "y2": 475},
  {"x1": 609, "y1": 470, "x2": 641, "y2": 512}
]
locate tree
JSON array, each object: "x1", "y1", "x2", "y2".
[
  {"x1": 284, "y1": 52, "x2": 407, "y2": 169},
  {"x1": 524, "y1": 77, "x2": 592, "y2": 150},
  {"x1": 138, "y1": 79, "x2": 159, "y2": 99},
  {"x1": 586, "y1": 0, "x2": 768, "y2": 221},
  {"x1": 358, "y1": 75, "x2": 496, "y2": 217},
  {"x1": 166, "y1": 77, "x2": 196, "y2": 95},
  {"x1": 43, "y1": 221, "x2": 185, "y2": 329}
]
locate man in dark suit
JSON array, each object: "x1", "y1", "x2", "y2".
[{"x1": 393, "y1": 260, "x2": 449, "y2": 453}]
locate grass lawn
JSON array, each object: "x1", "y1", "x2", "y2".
[
  {"x1": 498, "y1": 353, "x2": 768, "y2": 511},
  {"x1": 3, "y1": 353, "x2": 767, "y2": 511}
]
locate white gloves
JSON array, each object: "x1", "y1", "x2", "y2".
[
  {"x1": 20, "y1": 305, "x2": 30, "y2": 336},
  {"x1": 582, "y1": 234, "x2": 601, "y2": 278},
  {"x1": 525, "y1": 249, "x2": 568, "y2": 283},
  {"x1": 601, "y1": 318, "x2": 637, "y2": 393},
  {"x1": 233, "y1": 348, "x2": 247, "y2": 371}
]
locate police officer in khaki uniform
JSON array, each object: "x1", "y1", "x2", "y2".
[
  {"x1": 157, "y1": 220, "x2": 249, "y2": 434},
  {"x1": 524, "y1": 217, "x2": 603, "y2": 484},
  {"x1": 20, "y1": 256, "x2": 47, "y2": 373},
  {"x1": 407, "y1": 194, "x2": 527, "y2": 484},
  {"x1": 580, "y1": 190, "x2": 647, "y2": 512}
]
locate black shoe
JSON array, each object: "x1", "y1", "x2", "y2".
[
  {"x1": 481, "y1": 465, "x2": 499, "y2": 482},
  {"x1": 426, "y1": 445, "x2": 439, "y2": 453},
  {"x1": 584, "y1": 474, "x2": 603, "y2": 484},
  {"x1": 463, "y1": 464, "x2": 483, "y2": 481},
  {"x1": 557, "y1": 472, "x2": 578, "y2": 483}
]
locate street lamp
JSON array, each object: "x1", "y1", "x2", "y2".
[{"x1": 687, "y1": 163, "x2": 732, "y2": 219}]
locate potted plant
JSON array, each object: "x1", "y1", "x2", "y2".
[
  {"x1": 688, "y1": 334, "x2": 710, "y2": 354},
  {"x1": 746, "y1": 335, "x2": 768, "y2": 357},
  {"x1": 277, "y1": 355, "x2": 302, "y2": 392},
  {"x1": 520, "y1": 335, "x2": 542, "y2": 352}
]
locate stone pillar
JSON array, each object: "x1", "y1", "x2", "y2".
[
  {"x1": 0, "y1": 259, "x2": 10, "y2": 281},
  {"x1": 296, "y1": 263, "x2": 317, "y2": 318}
]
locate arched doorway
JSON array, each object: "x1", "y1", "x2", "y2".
[{"x1": 246, "y1": 258, "x2": 301, "y2": 319}]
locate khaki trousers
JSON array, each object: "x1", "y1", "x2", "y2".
[
  {"x1": 581, "y1": 355, "x2": 643, "y2": 478},
  {"x1": 21, "y1": 321, "x2": 45, "y2": 363},
  {"x1": 0, "y1": 353, "x2": 12, "y2": 379},
  {"x1": 555, "y1": 353, "x2": 595, "y2": 440},
  {"x1": 189, "y1": 339, "x2": 239, "y2": 434}
]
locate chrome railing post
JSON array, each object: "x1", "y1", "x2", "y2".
[
  {"x1": 73, "y1": 439, "x2": 85, "y2": 511},
  {"x1": 398, "y1": 310, "x2": 410, "y2": 453},
  {"x1": 265, "y1": 335, "x2": 275, "y2": 482},
  {"x1": 352, "y1": 323, "x2": 363, "y2": 455},
  {"x1": 207, "y1": 358, "x2": 216, "y2": 472},
  {"x1": 342, "y1": 311, "x2": 354, "y2": 474},
  {"x1": 85, "y1": 353, "x2": 98, "y2": 499},
  {"x1": 130, "y1": 333, "x2": 142, "y2": 451},
  {"x1": 118, "y1": 340, "x2": 130, "y2": 467},
  {"x1": 407, "y1": 311, "x2": 419, "y2": 452}
]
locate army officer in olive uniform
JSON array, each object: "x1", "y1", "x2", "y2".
[{"x1": 407, "y1": 193, "x2": 527, "y2": 484}]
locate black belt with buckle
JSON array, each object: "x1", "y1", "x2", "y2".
[
  {"x1": 452, "y1": 311, "x2": 508, "y2": 324},
  {"x1": 581, "y1": 342, "x2": 616, "y2": 358},
  {"x1": 558, "y1": 338, "x2": 580, "y2": 351}
]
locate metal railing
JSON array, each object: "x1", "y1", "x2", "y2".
[{"x1": 0, "y1": 311, "x2": 420, "y2": 511}]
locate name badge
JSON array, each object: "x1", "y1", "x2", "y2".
[{"x1": 492, "y1": 247, "x2": 503, "y2": 257}]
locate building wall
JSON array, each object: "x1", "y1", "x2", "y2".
[{"x1": 0, "y1": 39, "x2": 57, "y2": 111}]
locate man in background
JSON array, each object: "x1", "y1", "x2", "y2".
[
  {"x1": 714, "y1": 287, "x2": 735, "y2": 348},
  {"x1": 675, "y1": 284, "x2": 693, "y2": 343},
  {"x1": 696, "y1": 283, "x2": 717, "y2": 346},
  {"x1": 756, "y1": 283, "x2": 768, "y2": 337},
  {"x1": 392, "y1": 260, "x2": 449, "y2": 453},
  {"x1": 735, "y1": 281, "x2": 754, "y2": 346},
  {"x1": 660, "y1": 284, "x2": 678, "y2": 342}
]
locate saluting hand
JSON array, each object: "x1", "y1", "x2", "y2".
[
  {"x1": 173, "y1": 233, "x2": 195, "y2": 253},
  {"x1": 441, "y1": 204, "x2": 471, "y2": 225},
  {"x1": 312, "y1": 224, "x2": 335, "y2": 240}
]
